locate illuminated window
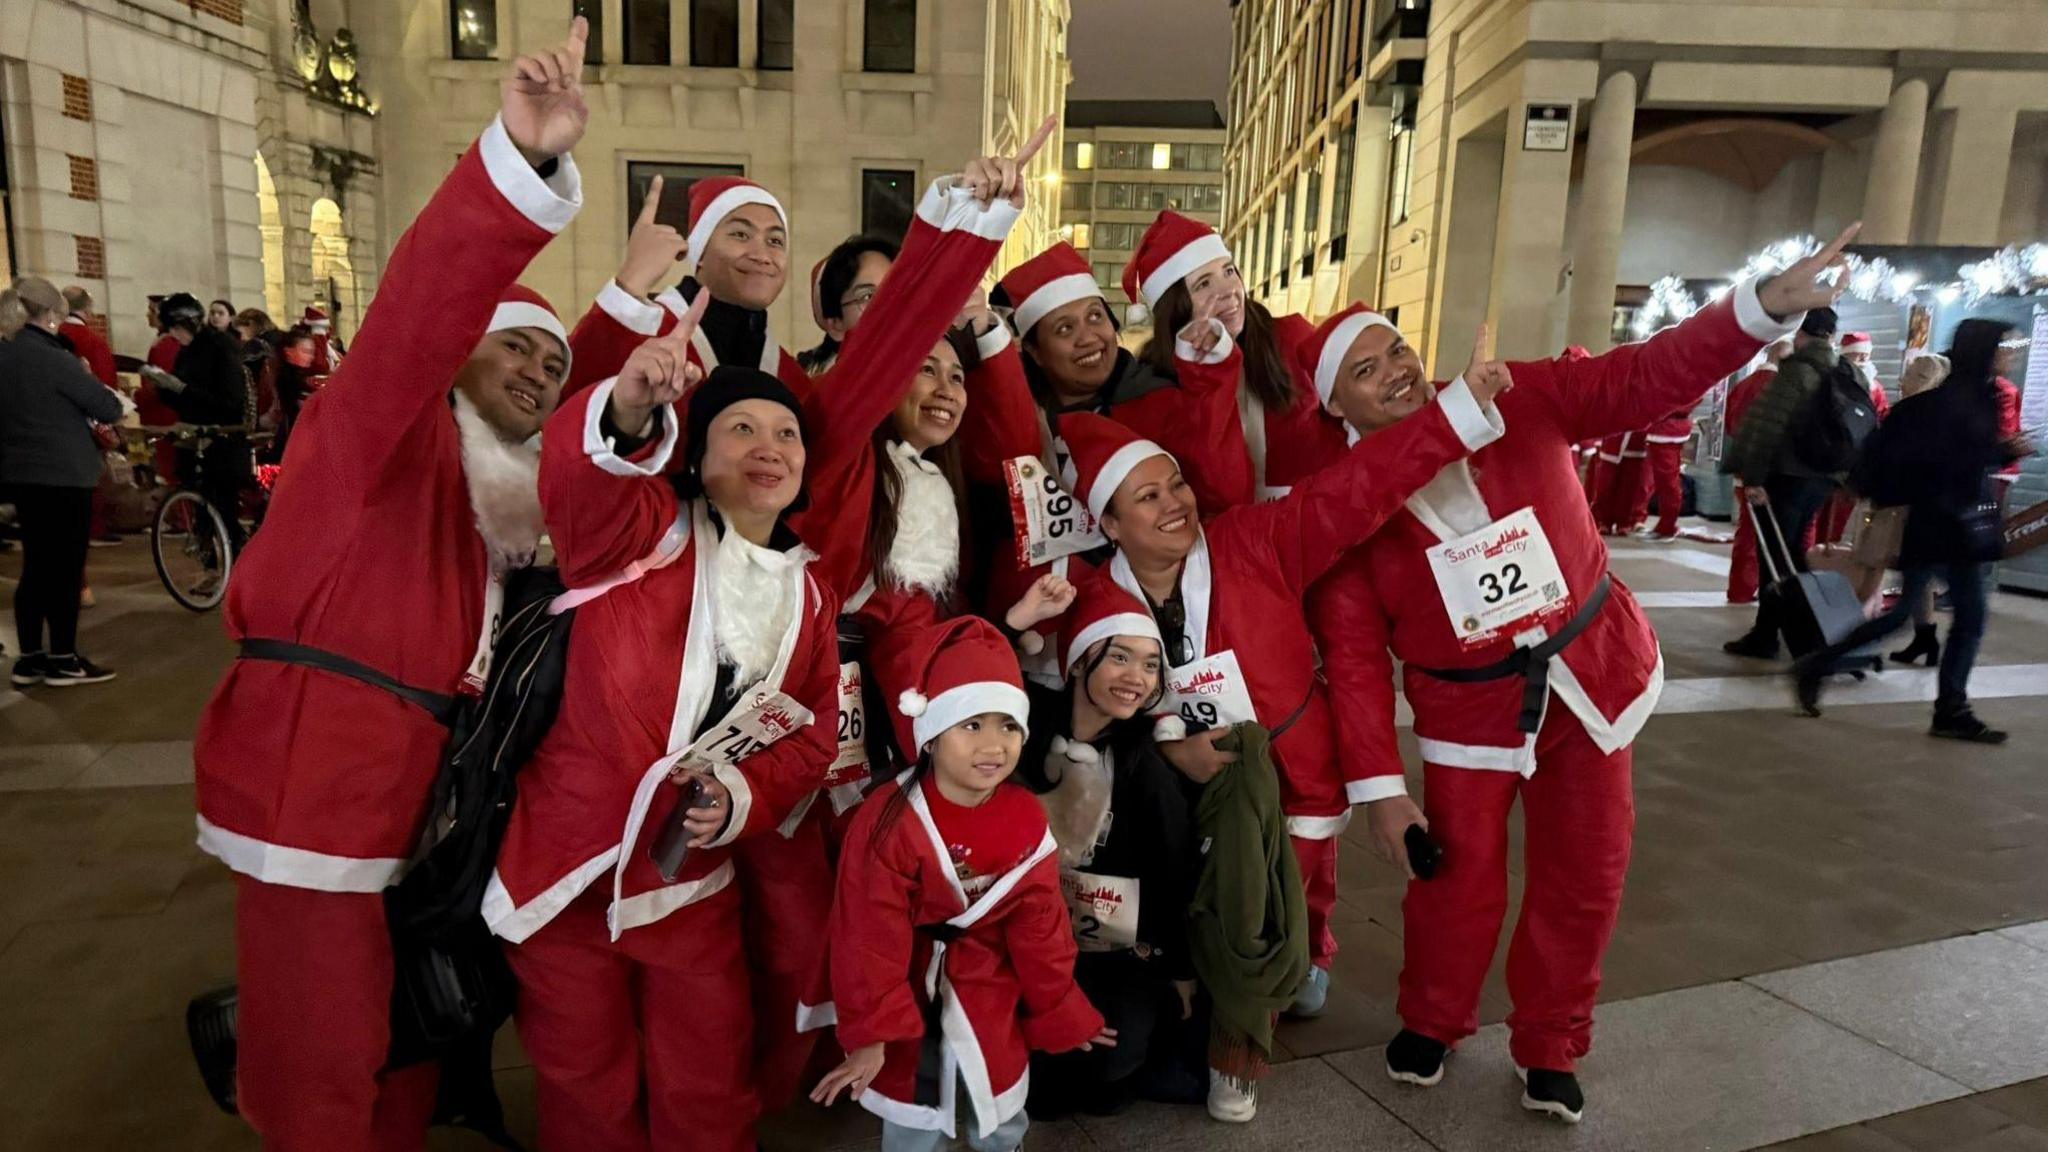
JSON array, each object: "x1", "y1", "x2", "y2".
[
  {"x1": 450, "y1": 0, "x2": 497, "y2": 60},
  {"x1": 1151, "y1": 142, "x2": 1171, "y2": 170},
  {"x1": 1074, "y1": 141, "x2": 1094, "y2": 170},
  {"x1": 1072, "y1": 223, "x2": 1092, "y2": 250}
]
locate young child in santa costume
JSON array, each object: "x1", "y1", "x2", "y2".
[
  {"x1": 1044, "y1": 341, "x2": 1507, "y2": 1044},
  {"x1": 813, "y1": 617, "x2": 1113, "y2": 1152},
  {"x1": 486, "y1": 297, "x2": 841, "y2": 1151},
  {"x1": 1303, "y1": 228, "x2": 1853, "y2": 1124},
  {"x1": 190, "y1": 22, "x2": 589, "y2": 1151}
]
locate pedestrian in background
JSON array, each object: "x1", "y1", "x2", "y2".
[{"x1": 0, "y1": 277, "x2": 124, "y2": 686}]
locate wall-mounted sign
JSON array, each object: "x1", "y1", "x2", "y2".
[{"x1": 1523, "y1": 103, "x2": 1572, "y2": 152}]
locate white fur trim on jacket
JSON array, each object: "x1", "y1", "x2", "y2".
[
  {"x1": 974, "y1": 321, "x2": 1013, "y2": 360},
  {"x1": 195, "y1": 815, "x2": 408, "y2": 893},
  {"x1": 581, "y1": 377, "x2": 680, "y2": 477},
  {"x1": 1285, "y1": 810, "x2": 1353, "y2": 839},
  {"x1": 915, "y1": 175, "x2": 1025, "y2": 242},
  {"x1": 482, "y1": 849, "x2": 620, "y2": 943},
  {"x1": 881, "y1": 441, "x2": 961, "y2": 599},
  {"x1": 1173, "y1": 319, "x2": 1235, "y2": 366},
  {"x1": 1416, "y1": 733, "x2": 1538, "y2": 776},
  {"x1": 687, "y1": 185, "x2": 786, "y2": 268},
  {"x1": 1141, "y1": 232, "x2": 1232, "y2": 308},
  {"x1": 1347, "y1": 776, "x2": 1410, "y2": 804},
  {"x1": 1732, "y1": 277, "x2": 1803, "y2": 344},
  {"x1": 1436, "y1": 376, "x2": 1508, "y2": 453},
  {"x1": 479, "y1": 114, "x2": 582, "y2": 234},
  {"x1": 596, "y1": 279, "x2": 666, "y2": 336}
]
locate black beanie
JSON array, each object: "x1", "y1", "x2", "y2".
[
  {"x1": 673, "y1": 365, "x2": 810, "y2": 511},
  {"x1": 1801, "y1": 306, "x2": 1839, "y2": 340}
]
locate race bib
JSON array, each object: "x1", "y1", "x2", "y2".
[
  {"x1": 671, "y1": 690, "x2": 815, "y2": 778},
  {"x1": 823, "y1": 661, "x2": 870, "y2": 802},
  {"x1": 1006, "y1": 456, "x2": 1105, "y2": 567},
  {"x1": 1062, "y1": 870, "x2": 1140, "y2": 953},
  {"x1": 458, "y1": 573, "x2": 508, "y2": 697},
  {"x1": 1159, "y1": 649, "x2": 1258, "y2": 732},
  {"x1": 1425, "y1": 507, "x2": 1571, "y2": 644}
]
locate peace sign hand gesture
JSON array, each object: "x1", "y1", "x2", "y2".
[
  {"x1": 961, "y1": 115, "x2": 1057, "y2": 210},
  {"x1": 1758, "y1": 222, "x2": 1861, "y2": 321},
  {"x1": 610, "y1": 291, "x2": 709, "y2": 437},
  {"x1": 502, "y1": 16, "x2": 591, "y2": 166}
]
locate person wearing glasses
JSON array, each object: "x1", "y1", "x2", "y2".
[
  {"x1": 1304, "y1": 231, "x2": 1851, "y2": 1124},
  {"x1": 1034, "y1": 331, "x2": 1512, "y2": 1049},
  {"x1": 798, "y1": 234, "x2": 900, "y2": 375}
]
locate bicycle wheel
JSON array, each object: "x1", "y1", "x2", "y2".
[{"x1": 153, "y1": 490, "x2": 235, "y2": 612}]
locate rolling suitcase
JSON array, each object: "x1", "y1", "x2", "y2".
[{"x1": 1754, "y1": 496, "x2": 1884, "y2": 675}]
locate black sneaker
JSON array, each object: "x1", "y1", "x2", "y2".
[
  {"x1": 42, "y1": 655, "x2": 116, "y2": 687},
  {"x1": 1385, "y1": 1029, "x2": 1448, "y2": 1087},
  {"x1": 1518, "y1": 1066, "x2": 1584, "y2": 1123},
  {"x1": 1722, "y1": 633, "x2": 1780, "y2": 659},
  {"x1": 1794, "y1": 672, "x2": 1824, "y2": 717},
  {"x1": 9, "y1": 652, "x2": 49, "y2": 687},
  {"x1": 1931, "y1": 711, "x2": 2007, "y2": 745}
]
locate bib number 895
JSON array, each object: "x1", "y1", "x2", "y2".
[{"x1": 1478, "y1": 562, "x2": 1527, "y2": 605}]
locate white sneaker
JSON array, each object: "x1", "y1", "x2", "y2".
[{"x1": 1207, "y1": 1069, "x2": 1257, "y2": 1123}]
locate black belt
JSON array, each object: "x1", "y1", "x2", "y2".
[
  {"x1": 239, "y1": 639, "x2": 459, "y2": 727},
  {"x1": 912, "y1": 922, "x2": 968, "y2": 1107},
  {"x1": 1409, "y1": 574, "x2": 1612, "y2": 735}
]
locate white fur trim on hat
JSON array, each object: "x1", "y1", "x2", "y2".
[
  {"x1": 1087, "y1": 438, "x2": 1171, "y2": 521},
  {"x1": 1064, "y1": 612, "x2": 1163, "y2": 673},
  {"x1": 1140, "y1": 233, "x2": 1231, "y2": 309},
  {"x1": 911, "y1": 681, "x2": 1031, "y2": 754},
  {"x1": 686, "y1": 185, "x2": 787, "y2": 268},
  {"x1": 489, "y1": 301, "x2": 571, "y2": 360},
  {"x1": 1153, "y1": 714, "x2": 1188, "y2": 742},
  {"x1": 1014, "y1": 273, "x2": 1104, "y2": 336},
  {"x1": 1315, "y1": 311, "x2": 1402, "y2": 410},
  {"x1": 897, "y1": 689, "x2": 929, "y2": 718}
]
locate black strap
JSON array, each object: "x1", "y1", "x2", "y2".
[
  {"x1": 239, "y1": 639, "x2": 459, "y2": 727},
  {"x1": 911, "y1": 922, "x2": 969, "y2": 1107},
  {"x1": 1409, "y1": 574, "x2": 1613, "y2": 735}
]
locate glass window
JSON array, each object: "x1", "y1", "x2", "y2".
[
  {"x1": 1071, "y1": 222, "x2": 1093, "y2": 250},
  {"x1": 691, "y1": 0, "x2": 738, "y2": 67},
  {"x1": 1388, "y1": 121, "x2": 1415, "y2": 224},
  {"x1": 1151, "y1": 142, "x2": 1172, "y2": 170},
  {"x1": 1303, "y1": 161, "x2": 1323, "y2": 251},
  {"x1": 1276, "y1": 189, "x2": 1291, "y2": 271},
  {"x1": 1096, "y1": 182, "x2": 1134, "y2": 209},
  {"x1": 572, "y1": 0, "x2": 603, "y2": 63},
  {"x1": 1092, "y1": 261, "x2": 1122, "y2": 289},
  {"x1": 1092, "y1": 222, "x2": 1138, "y2": 250},
  {"x1": 627, "y1": 160, "x2": 746, "y2": 229},
  {"x1": 450, "y1": 0, "x2": 497, "y2": 60},
  {"x1": 758, "y1": 0, "x2": 793, "y2": 70},
  {"x1": 860, "y1": 168, "x2": 917, "y2": 242},
  {"x1": 1330, "y1": 120, "x2": 1356, "y2": 241},
  {"x1": 624, "y1": 0, "x2": 670, "y2": 64},
  {"x1": 1097, "y1": 141, "x2": 1146, "y2": 169},
  {"x1": 1188, "y1": 184, "x2": 1223, "y2": 214},
  {"x1": 864, "y1": 0, "x2": 915, "y2": 73},
  {"x1": 1060, "y1": 182, "x2": 1085, "y2": 210}
]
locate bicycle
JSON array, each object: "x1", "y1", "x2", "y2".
[{"x1": 134, "y1": 424, "x2": 274, "y2": 612}]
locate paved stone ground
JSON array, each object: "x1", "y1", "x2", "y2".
[{"x1": 4, "y1": 527, "x2": 2047, "y2": 1151}]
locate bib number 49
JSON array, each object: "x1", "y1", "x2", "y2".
[{"x1": 1177, "y1": 700, "x2": 1220, "y2": 729}]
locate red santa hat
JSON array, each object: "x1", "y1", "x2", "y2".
[
  {"x1": 684, "y1": 176, "x2": 788, "y2": 270},
  {"x1": 997, "y1": 243, "x2": 1104, "y2": 337},
  {"x1": 1060, "y1": 411, "x2": 1174, "y2": 522},
  {"x1": 1123, "y1": 210, "x2": 1233, "y2": 310},
  {"x1": 1840, "y1": 331, "x2": 1873, "y2": 354},
  {"x1": 1059, "y1": 578, "x2": 1163, "y2": 675},
  {"x1": 487, "y1": 283, "x2": 571, "y2": 366},
  {"x1": 895, "y1": 617, "x2": 1031, "y2": 754},
  {"x1": 1296, "y1": 302, "x2": 1404, "y2": 411},
  {"x1": 300, "y1": 306, "x2": 330, "y2": 331}
]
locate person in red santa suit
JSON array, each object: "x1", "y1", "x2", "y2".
[
  {"x1": 1305, "y1": 230, "x2": 1852, "y2": 1124},
  {"x1": 1635, "y1": 403, "x2": 1697, "y2": 542},
  {"x1": 1050, "y1": 342, "x2": 1510, "y2": 1020},
  {"x1": 1812, "y1": 330, "x2": 1893, "y2": 545},
  {"x1": 1585, "y1": 428, "x2": 1649, "y2": 535},
  {"x1": 812, "y1": 616, "x2": 1113, "y2": 1152},
  {"x1": 1723, "y1": 340, "x2": 1792, "y2": 603},
  {"x1": 798, "y1": 234, "x2": 902, "y2": 375},
  {"x1": 301, "y1": 305, "x2": 342, "y2": 374},
  {"x1": 563, "y1": 171, "x2": 810, "y2": 401},
  {"x1": 190, "y1": 21, "x2": 591, "y2": 1151}
]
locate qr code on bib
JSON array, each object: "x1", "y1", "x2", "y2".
[{"x1": 1541, "y1": 580, "x2": 1562, "y2": 601}]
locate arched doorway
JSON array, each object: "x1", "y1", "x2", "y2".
[
  {"x1": 254, "y1": 152, "x2": 285, "y2": 321},
  {"x1": 309, "y1": 197, "x2": 357, "y2": 340}
]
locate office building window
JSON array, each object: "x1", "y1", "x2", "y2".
[
  {"x1": 759, "y1": 0, "x2": 793, "y2": 69},
  {"x1": 1096, "y1": 182, "x2": 1135, "y2": 210},
  {"x1": 624, "y1": 0, "x2": 670, "y2": 64},
  {"x1": 1071, "y1": 223, "x2": 1093, "y2": 250},
  {"x1": 691, "y1": 0, "x2": 739, "y2": 67},
  {"x1": 1092, "y1": 261, "x2": 1122, "y2": 289},
  {"x1": 1061, "y1": 182, "x2": 1086, "y2": 210},
  {"x1": 571, "y1": 0, "x2": 603, "y2": 63},
  {"x1": 1094, "y1": 141, "x2": 1147, "y2": 169},
  {"x1": 1388, "y1": 117, "x2": 1415, "y2": 224},
  {"x1": 1094, "y1": 222, "x2": 1141, "y2": 250},
  {"x1": 1330, "y1": 119, "x2": 1356, "y2": 244},
  {"x1": 1070, "y1": 141, "x2": 1096, "y2": 169},
  {"x1": 450, "y1": 0, "x2": 497, "y2": 59},
  {"x1": 627, "y1": 160, "x2": 746, "y2": 229},
  {"x1": 1302, "y1": 160, "x2": 1323, "y2": 261},
  {"x1": 1188, "y1": 183, "x2": 1223, "y2": 213},
  {"x1": 1276, "y1": 189, "x2": 1292, "y2": 278},
  {"x1": 1151, "y1": 142, "x2": 1172, "y2": 170},
  {"x1": 864, "y1": 0, "x2": 915, "y2": 73},
  {"x1": 861, "y1": 168, "x2": 917, "y2": 242}
]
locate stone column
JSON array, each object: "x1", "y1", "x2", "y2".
[
  {"x1": 1929, "y1": 104, "x2": 2017, "y2": 245},
  {"x1": 1490, "y1": 106, "x2": 1576, "y2": 360},
  {"x1": 1567, "y1": 70, "x2": 1636, "y2": 352},
  {"x1": 1861, "y1": 78, "x2": 1930, "y2": 244}
]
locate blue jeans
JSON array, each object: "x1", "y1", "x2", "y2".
[{"x1": 1805, "y1": 561, "x2": 1992, "y2": 713}]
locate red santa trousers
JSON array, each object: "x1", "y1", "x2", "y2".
[
  {"x1": 735, "y1": 807, "x2": 832, "y2": 1112},
  {"x1": 1397, "y1": 708, "x2": 1634, "y2": 1073},
  {"x1": 233, "y1": 876, "x2": 440, "y2": 1152},
  {"x1": 1728, "y1": 488, "x2": 1761, "y2": 603},
  {"x1": 1292, "y1": 834, "x2": 1340, "y2": 969},
  {"x1": 1589, "y1": 448, "x2": 1648, "y2": 534},
  {"x1": 507, "y1": 882, "x2": 759, "y2": 1152},
  {"x1": 1645, "y1": 442, "x2": 1686, "y2": 537}
]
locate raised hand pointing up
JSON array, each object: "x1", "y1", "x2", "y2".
[
  {"x1": 1758, "y1": 222, "x2": 1861, "y2": 321},
  {"x1": 503, "y1": 16, "x2": 591, "y2": 166},
  {"x1": 1462, "y1": 323, "x2": 1514, "y2": 410},
  {"x1": 961, "y1": 114, "x2": 1058, "y2": 210},
  {"x1": 610, "y1": 290, "x2": 710, "y2": 437}
]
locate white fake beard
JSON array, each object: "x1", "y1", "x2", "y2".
[
  {"x1": 452, "y1": 392, "x2": 544, "y2": 573},
  {"x1": 712, "y1": 521, "x2": 798, "y2": 686},
  {"x1": 882, "y1": 440, "x2": 960, "y2": 599}
]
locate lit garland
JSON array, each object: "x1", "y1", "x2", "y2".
[{"x1": 1630, "y1": 275, "x2": 1698, "y2": 339}]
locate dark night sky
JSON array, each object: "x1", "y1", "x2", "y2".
[{"x1": 1066, "y1": 0, "x2": 1234, "y2": 120}]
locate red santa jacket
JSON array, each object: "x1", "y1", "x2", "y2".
[
  {"x1": 1309, "y1": 283, "x2": 1799, "y2": 793},
  {"x1": 565, "y1": 280, "x2": 810, "y2": 405},
  {"x1": 1097, "y1": 379, "x2": 1500, "y2": 833},
  {"x1": 1997, "y1": 376, "x2": 2022, "y2": 480},
  {"x1": 61, "y1": 316, "x2": 117, "y2": 387},
  {"x1": 484, "y1": 380, "x2": 839, "y2": 942},
  {"x1": 1163, "y1": 310, "x2": 1340, "y2": 507},
  {"x1": 1645, "y1": 404, "x2": 1696, "y2": 445},
  {"x1": 193, "y1": 116, "x2": 581, "y2": 889},
  {"x1": 832, "y1": 778, "x2": 1101, "y2": 1140}
]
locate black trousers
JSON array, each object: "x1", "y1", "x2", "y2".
[
  {"x1": 1029, "y1": 951, "x2": 1207, "y2": 1115},
  {"x1": 1745, "y1": 475, "x2": 1832, "y2": 646},
  {"x1": 7, "y1": 484, "x2": 94, "y2": 656}
]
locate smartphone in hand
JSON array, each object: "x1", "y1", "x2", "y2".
[
  {"x1": 651, "y1": 776, "x2": 708, "y2": 882},
  {"x1": 1405, "y1": 824, "x2": 1442, "y2": 881}
]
